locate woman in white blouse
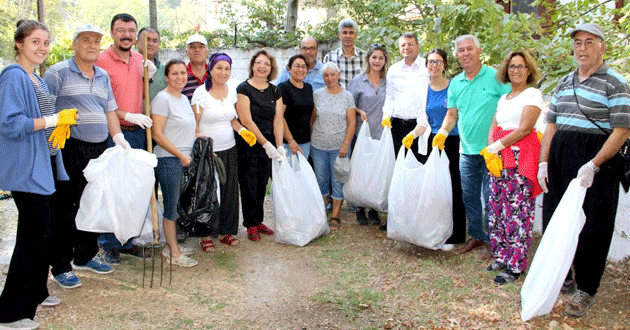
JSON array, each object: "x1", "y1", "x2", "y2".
[
  {"x1": 481, "y1": 50, "x2": 543, "y2": 284},
  {"x1": 191, "y1": 53, "x2": 256, "y2": 252}
]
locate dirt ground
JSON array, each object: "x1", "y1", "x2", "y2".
[{"x1": 1, "y1": 197, "x2": 629, "y2": 329}]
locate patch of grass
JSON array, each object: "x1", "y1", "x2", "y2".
[
  {"x1": 311, "y1": 287, "x2": 384, "y2": 320},
  {"x1": 211, "y1": 250, "x2": 239, "y2": 272}
]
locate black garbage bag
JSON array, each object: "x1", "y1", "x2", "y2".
[{"x1": 177, "y1": 137, "x2": 220, "y2": 236}]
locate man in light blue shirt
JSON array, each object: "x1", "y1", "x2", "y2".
[{"x1": 276, "y1": 36, "x2": 325, "y2": 91}]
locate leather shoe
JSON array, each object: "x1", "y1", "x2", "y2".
[
  {"x1": 456, "y1": 238, "x2": 484, "y2": 255},
  {"x1": 475, "y1": 243, "x2": 492, "y2": 262}
]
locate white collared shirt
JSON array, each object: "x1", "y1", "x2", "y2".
[{"x1": 382, "y1": 56, "x2": 430, "y2": 122}]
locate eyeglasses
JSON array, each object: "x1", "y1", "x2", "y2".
[
  {"x1": 254, "y1": 60, "x2": 271, "y2": 67},
  {"x1": 291, "y1": 64, "x2": 307, "y2": 70},
  {"x1": 427, "y1": 60, "x2": 444, "y2": 66},
  {"x1": 300, "y1": 46, "x2": 317, "y2": 52},
  {"x1": 508, "y1": 64, "x2": 528, "y2": 71},
  {"x1": 115, "y1": 28, "x2": 137, "y2": 35}
]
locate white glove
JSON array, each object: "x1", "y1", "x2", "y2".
[
  {"x1": 113, "y1": 132, "x2": 131, "y2": 150},
  {"x1": 43, "y1": 114, "x2": 59, "y2": 129},
  {"x1": 577, "y1": 160, "x2": 599, "y2": 188},
  {"x1": 262, "y1": 141, "x2": 282, "y2": 160},
  {"x1": 486, "y1": 139, "x2": 506, "y2": 154},
  {"x1": 143, "y1": 60, "x2": 157, "y2": 80},
  {"x1": 537, "y1": 162, "x2": 549, "y2": 193},
  {"x1": 277, "y1": 145, "x2": 287, "y2": 159},
  {"x1": 124, "y1": 113, "x2": 153, "y2": 128}
]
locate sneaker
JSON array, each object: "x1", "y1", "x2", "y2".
[
  {"x1": 102, "y1": 250, "x2": 121, "y2": 266},
  {"x1": 486, "y1": 261, "x2": 507, "y2": 272},
  {"x1": 0, "y1": 318, "x2": 39, "y2": 330},
  {"x1": 436, "y1": 243, "x2": 455, "y2": 251},
  {"x1": 164, "y1": 253, "x2": 198, "y2": 268},
  {"x1": 39, "y1": 296, "x2": 61, "y2": 307},
  {"x1": 561, "y1": 278, "x2": 576, "y2": 295},
  {"x1": 119, "y1": 245, "x2": 152, "y2": 260},
  {"x1": 367, "y1": 209, "x2": 381, "y2": 225},
  {"x1": 356, "y1": 209, "x2": 368, "y2": 225},
  {"x1": 73, "y1": 256, "x2": 114, "y2": 274},
  {"x1": 564, "y1": 289, "x2": 595, "y2": 317},
  {"x1": 52, "y1": 271, "x2": 82, "y2": 289},
  {"x1": 162, "y1": 245, "x2": 194, "y2": 258}
]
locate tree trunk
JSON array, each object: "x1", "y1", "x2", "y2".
[
  {"x1": 284, "y1": 0, "x2": 298, "y2": 33},
  {"x1": 149, "y1": 0, "x2": 158, "y2": 29},
  {"x1": 37, "y1": 0, "x2": 45, "y2": 76}
]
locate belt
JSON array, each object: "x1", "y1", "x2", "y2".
[{"x1": 120, "y1": 125, "x2": 140, "y2": 132}]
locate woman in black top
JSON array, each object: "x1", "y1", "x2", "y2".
[
  {"x1": 236, "y1": 49, "x2": 285, "y2": 241},
  {"x1": 278, "y1": 54, "x2": 315, "y2": 158}
]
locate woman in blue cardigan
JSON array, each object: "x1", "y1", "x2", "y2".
[{"x1": 0, "y1": 20, "x2": 72, "y2": 330}]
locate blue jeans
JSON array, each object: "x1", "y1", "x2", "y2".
[
  {"x1": 311, "y1": 146, "x2": 345, "y2": 200},
  {"x1": 459, "y1": 153, "x2": 490, "y2": 242},
  {"x1": 283, "y1": 142, "x2": 311, "y2": 159},
  {"x1": 155, "y1": 157, "x2": 184, "y2": 221},
  {"x1": 100, "y1": 127, "x2": 147, "y2": 251}
]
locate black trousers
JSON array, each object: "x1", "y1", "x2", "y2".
[
  {"x1": 0, "y1": 189, "x2": 53, "y2": 321},
  {"x1": 237, "y1": 139, "x2": 271, "y2": 228},
  {"x1": 391, "y1": 117, "x2": 422, "y2": 161},
  {"x1": 425, "y1": 133, "x2": 467, "y2": 244},
  {"x1": 542, "y1": 130, "x2": 618, "y2": 296},
  {"x1": 50, "y1": 138, "x2": 105, "y2": 275}
]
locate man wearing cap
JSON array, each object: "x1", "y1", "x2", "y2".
[
  {"x1": 136, "y1": 27, "x2": 165, "y2": 101},
  {"x1": 182, "y1": 33, "x2": 209, "y2": 101},
  {"x1": 95, "y1": 13, "x2": 155, "y2": 262},
  {"x1": 323, "y1": 18, "x2": 365, "y2": 89},
  {"x1": 44, "y1": 24, "x2": 131, "y2": 288},
  {"x1": 276, "y1": 36, "x2": 325, "y2": 90},
  {"x1": 539, "y1": 23, "x2": 630, "y2": 317}
]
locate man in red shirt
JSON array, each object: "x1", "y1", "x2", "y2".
[{"x1": 181, "y1": 34, "x2": 209, "y2": 101}]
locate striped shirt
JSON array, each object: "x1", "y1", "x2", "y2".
[
  {"x1": 32, "y1": 82, "x2": 58, "y2": 155},
  {"x1": 323, "y1": 47, "x2": 365, "y2": 89},
  {"x1": 182, "y1": 62, "x2": 208, "y2": 101},
  {"x1": 44, "y1": 58, "x2": 117, "y2": 143},
  {"x1": 548, "y1": 63, "x2": 630, "y2": 134}
]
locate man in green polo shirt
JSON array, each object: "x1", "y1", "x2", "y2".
[{"x1": 432, "y1": 35, "x2": 510, "y2": 260}]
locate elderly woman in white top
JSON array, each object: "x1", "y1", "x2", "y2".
[
  {"x1": 191, "y1": 53, "x2": 256, "y2": 251},
  {"x1": 311, "y1": 62, "x2": 357, "y2": 230},
  {"x1": 151, "y1": 59, "x2": 198, "y2": 267}
]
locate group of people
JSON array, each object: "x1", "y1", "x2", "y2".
[{"x1": 0, "y1": 11, "x2": 627, "y2": 329}]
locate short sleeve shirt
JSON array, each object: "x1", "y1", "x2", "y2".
[
  {"x1": 44, "y1": 57, "x2": 117, "y2": 143},
  {"x1": 426, "y1": 84, "x2": 458, "y2": 135},
  {"x1": 192, "y1": 84, "x2": 238, "y2": 152},
  {"x1": 237, "y1": 80, "x2": 282, "y2": 143},
  {"x1": 348, "y1": 73, "x2": 386, "y2": 139},
  {"x1": 312, "y1": 88, "x2": 355, "y2": 150},
  {"x1": 95, "y1": 46, "x2": 143, "y2": 127},
  {"x1": 547, "y1": 64, "x2": 630, "y2": 134},
  {"x1": 150, "y1": 91, "x2": 196, "y2": 158},
  {"x1": 448, "y1": 65, "x2": 511, "y2": 154},
  {"x1": 495, "y1": 87, "x2": 543, "y2": 130},
  {"x1": 278, "y1": 80, "x2": 314, "y2": 144}
]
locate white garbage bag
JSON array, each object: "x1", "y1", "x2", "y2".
[
  {"x1": 75, "y1": 146, "x2": 158, "y2": 243},
  {"x1": 272, "y1": 153, "x2": 329, "y2": 246},
  {"x1": 343, "y1": 124, "x2": 395, "y2": 212},
  {"x1": 520, "y1": 179, "x2": 587, "y2": 321},
  {"x1": 132, "y1": 203, "x2": 166, "y2": 246},
  {"x1": 387, "y1": 146, "x2": 453, "y2": 249},
  {"x1": 334, "y1": 155, "x2": 351, "y2": 184}
]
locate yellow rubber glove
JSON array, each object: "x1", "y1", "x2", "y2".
[
  {"x1": 238, "y1": 127, "x2": 257, "y2": 147},
  {"x1": 480, "y1": 147, "x2": 503, "y2": 177},
  {"x1": 381, "y1": 116, "x2": 391, "y2": 128},
  {"x1": 57, "y1": 108, "x2": 78, "y2": 126},
  {"x1": 49, "y1": 124, "x2": 70, "y2": 149},
  {"x1": 432, "y1": 128, "x2": 448, "y2": 150},
  {"x1": 537, "y1": 131, "x2": 543, "y2": 142},
  {"x1": 402, "y1": 132, "x2": 417, "y2": 149}
]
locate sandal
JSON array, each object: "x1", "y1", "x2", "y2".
[
  {"x1": 494, "y1": 270, "x2": 520, "y2": 285},
  {"x1": 247, "y1": 227, "x2": 260, "y2": 241},
  {"x1": 200, "y1": 239, "x2": 216, "y2": 253},
  {"x1": 329, "y1": 218, "x2": 341, "y2": 231},
  {"x1": 256, "y1": 223, "x2": 274, "y2": 236},
  {"x1": 486, "y1": 261, "x2": 506, "y2": 272},
  {"x1": 220, "y1": 234, "x2": 239, "y2": 246}
]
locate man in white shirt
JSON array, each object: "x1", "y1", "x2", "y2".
[{"x1": 381, "y1": 32, "x2": 430, "y2": 159}]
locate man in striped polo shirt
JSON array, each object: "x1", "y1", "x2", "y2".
[
  {"x1": 539, "y1": 23, "x2": 630, "y2": 318},
  {"x1": 182, "y1": 33, "x2": 209, "y2": 101},
  {"x1": 44, "y1": 24, "x2": 131, "y2": 289}
]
